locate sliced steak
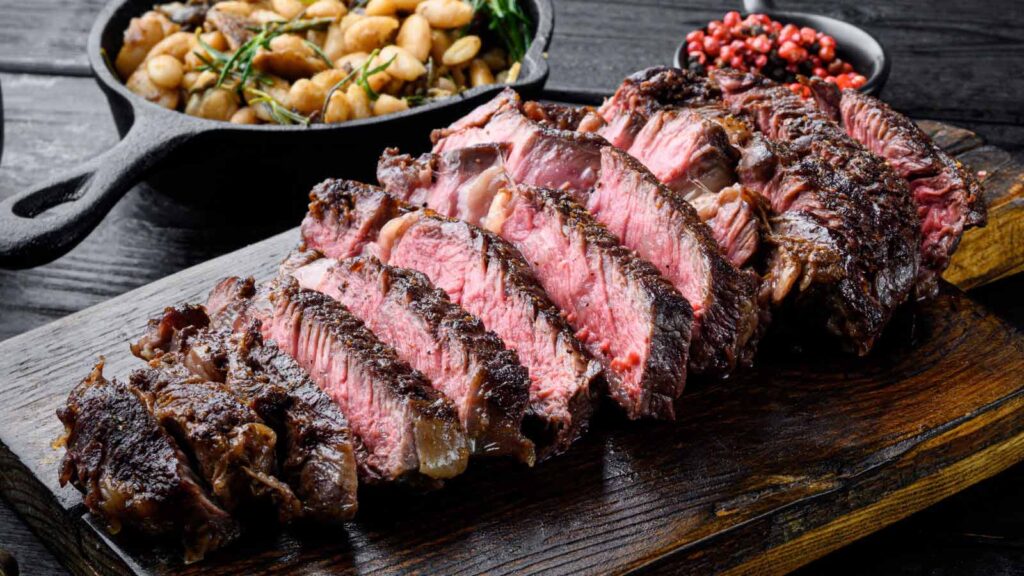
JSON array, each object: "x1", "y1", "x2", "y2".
[
  {"x1": 301, "y1": 185, "x2": 601, "y2": 458},
  {"x1": 291, "y1": 253, "x2": 535, "y2": 464},
  {"x1": 58, "y1": 362, "x2": 239, "y2": 563},
  {"x1": 129, "y1": 358, "x2": 302, "y2": 522},
  {"x1": 220, "y1": 276, "x2": 470, "y2": 485},
  {"x1": 133, "y1": 305, "x2": 359, "y2": 522},
  {"x1": 840, "y1": 89, "x2": 986, "y2": 293},
  {"x1": 380, "y1": 144, "x2": 759, "y2": 378},
  {"x1": 301, "y1": 179, "x2": 404, "y2": 259},
  {"x1": 690, "y1": 183, "x2": 763, "y2": 269}
]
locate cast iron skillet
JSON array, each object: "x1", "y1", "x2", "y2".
[
  {"x1": 0, "y1": 0, "x2": 553, "y2": 269},
  {"x1": 673, "y1": 0, "x2": 890, "y2": 96}
]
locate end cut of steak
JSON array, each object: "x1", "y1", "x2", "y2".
[
  {"x1": 222, "y1": 276, "x2": 470, "y2": 485},
  {"x1": 58, "y1": 362, "x2": 239, "y2": 563},
  {"x1": 133, "y1": 304, "x2": 359, "y2": 522},
  {"x1": 380, "y1": 143, "x2": 758, "y2": 378},
  {"x1": 840, "y1": 89, "x2": 986, "y2": 292},
  {"x1": 483, "y1": 184, "x2": 692, "y2": 419},
  {"x1": 291, "y1": 253, "x2": 535, "y2": 464},
  {"x1": 301, "y1": 179, "x2": 404, "y2": 259},
  {"x1": 129, "y1": 359, "x2": 303, "y2": 522},
  {"x1": 689, "y1": 183, "x2": 762, "y2": 269},
  {"x1": 364, "y1": 209, "x2": 601, "y2": 457}
]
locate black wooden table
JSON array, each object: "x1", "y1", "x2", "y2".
[{"x1": 1, "y1": 1, "x2": 1022, "y2": 573}]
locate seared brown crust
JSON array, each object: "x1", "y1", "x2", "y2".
[
  {"x1": 58, "y1": 362, "x2": 239, "y2": 563},
  {"x1": 507, "y1": 184, "x2": 692, "y2": 420},
  {"x1": 522, "y1": 100, "x2": 595, "y2": 131},
  {"x1": 395, "y1": 211, "x2": 602, "y2": 459},
  {"x1": 301, "y1": 179, "x2": 404, "y2": 257},
  {"x1": 604, "y1": 148, "x2": 762, "y2": 373},
  {"x1": 332, "y1": 255, "x2": 535, "y2": 463}
]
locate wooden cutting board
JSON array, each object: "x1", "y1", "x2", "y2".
[{"x1": 0, "y1": 121, "x2": 1023, "y2": 576}]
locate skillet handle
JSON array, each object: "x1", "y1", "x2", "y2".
[
  {"x1": 743, "y1": 0, "x2": 777, "y2": 12},
  {"x1": 0, "y1": 114, "x2": 193, "y2": 269}
]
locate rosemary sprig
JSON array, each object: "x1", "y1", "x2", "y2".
[
  {"x1": 246, "y1": 88, "x2": 311, "y2": 126},
  {"x1": 304, "y1": 38, "x2": 334, "y2": 68},
  {"x1": 470, "y1": 0, "x2": 531, "y2": 62},
  {"x1": 319, "y1": 48, "x2": 397, "y2": 119}
]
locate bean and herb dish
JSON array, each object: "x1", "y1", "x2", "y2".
[{"x1": 114, "y1": 0, "x2": 531, "y2": 125}]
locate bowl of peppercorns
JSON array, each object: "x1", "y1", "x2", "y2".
[{"x1": 673, "y1": 3, "x2": 889, "y2": 97}]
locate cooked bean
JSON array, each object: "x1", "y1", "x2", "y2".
[
  {"x1": 305, "y1": 0, "x2": 347, "y2": 20},
  {"x1": 230, "y1": 106, "x2": 259, "y2": 124},
  {"x1": 506, "y1": 61, "x2": 521, "y2": 82},
  {"x1": 396, "y1": 14, "x2": 431, "y2": 62},
  {"x1": 251, "y1": 9, "x2": 288, "y2": 25},
  {"x1": 247, "y1": 77, "x2": 292, "y2": 122},
  {"x1": 196, "y1": 88, "x2": 240, "y2": 120},
  {"x1": 210, "y1": 1, "x2": 252, "y2": 16},
  {"x1": 430, "y1": 29, "x2": 451, "y2": 63},
  {"x1": 365, "y1": 0, "x2": 396, "y2": 16},
  {"x1": 344, "y1": 16, "x2": 399, "y2": 53},
  {"x1": 253, "y1": 35, "x2": 329, "y2": 80},
  {"x1": 146, "y1": 54, "x2": 184, "y2": 89},
  {"x1": 323, "y1": 20, "x2": 350, "y2": 61},
  {"x1": 311, "y1": 68, "x2": 347, "y2": 91},
  {"x1": 468, "y1": 58, "x2": 494, "y2": 87},
  {"x1": 393, "y1": 0, "x2": 423, "y2": 10},
  {"x1": 324, "y1": 91, "x2": 352, "y2": 123},
  {"x1": 435, "y1": 75, "x2": 457, "y2": 92},
  {"x1": 480, "y1": 47, "x2": 507, "y2": 71},
  {"x1": 416, "y1": 0, "x2": 473, "y2": 29},
  {"x1": 115, "y1": 13, "x2": 167, "y2": 79},
  {"x1": 450, "y1": 66, "x2": 466, "y2": 88},
  {"x1": 379, "y1": 45, "x2": 426, "y2": 81},
  {"x1": 335, "y1": 51, "x2": 370, "y2": 72},
  {"x1": 288, "y1": 79, "x2": 326, "y2": 115},
  {"x1": 145, "y1": 31, "x2": 192, "y2": 62},
  {"x1": 442, "y1": 35, "x2": 480, "y2": 67},
  {"x1": 127, "y1": 67, "x2": 179, "y2": 109},
  {"x1": 272, "y1": 0, "x2": 305, "y2": 20},
  {"x1": 346, "y1": 84, "x2": 372, "y2": 119},
  {"x1": 373, "y1": 94, "x2": 409, "y2": 116},
  {"x1": 201, "y1": 31, "x2": 229, "y2": 52}
]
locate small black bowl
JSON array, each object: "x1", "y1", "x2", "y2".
[{"x1": 673, "y1": 0, "x2": 889, "y2": 96}]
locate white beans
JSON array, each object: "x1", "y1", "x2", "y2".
[
  {"x1": 324, "y1": 91, "x2": 352, "y2": 123},
  {"x1": 271, "y1": 0, "x2": 305, "y2": 20},
  {"x1": 379, "y1": 45, "x2": 426, "y2": 81},
  {"x1": 365, "y1": 0, "x2": 397, "y2": 16},
  {"x1": 146, "y1": 54, "x2": 184, "y2": 89},
  {"x1": 373, "y1": 94, "x2": 409, "y2": 116},
  {"x1": 346, "y1": 84, "x2": 372, "y2": 119},
  {"x1": 344, "y1": 16, "x2": 399, "y2": 53},
  {"x1": 393, "y1": 0, "x2": 424, "y2": 11},
  {"x1": 127, "y1": 66, "x2": 179, "y2": 109},
  {"x1": 415, "y1": 0, "x2": 473, "y2": 29},
  {"x1": 115, "y1": 12, "x2": 167, "y2": 79},
  {"x1": 288, "y1": 79, "x2": 326, "y2": 115},
  {"x1": 430, "y1": 29, "x2": 451, "y2": 63},
  {"x1": 469, "y1": 58, "x2": 494, "y2": 87},
  {"x1": 196, "y1": 88, "x2": 239, "y2": 121},
  {"x1": 442, "y1": 35, "x2": 480, "y2": 67},
  {"x1": 305, "y1": 0, "x2": 347, "y2": 19},
  {"x1": 396, "y1": 14, "x2": 431, "y2": 62},
  {"x1": 230, "y1": 107, "x2": 258, "y2": 124}
]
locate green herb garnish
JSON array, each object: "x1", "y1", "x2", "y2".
[
  {"x1": 246, "y1": 88, "x2": 311, "y2": 126},
  {"x1": 470, "y1": 0, "x2": 531, "y2": 62}
]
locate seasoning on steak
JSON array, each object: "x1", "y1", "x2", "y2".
[
  {"x1": 291, "y1": 253, "x2": 535, "y2": 464},
  {"x1": 301, "y1": 179, "x2": 404, "y2": 259},
  {"x1": 381, "y1": 140, "x2": 759, "y2": 378},
  {"x1": 220, "y1": 275, "x2": 470, "y2": 485},
  {"x1": 479, "y1": 183, "x2": 692, "y2": 419},
  {"x1": 840, "y1": 89, "x2": 986, "y2": 294},
  {"x1": 129, "y1": 359, "x2": 303, "y2": 522},
  {"x1": 301, "y1": 184, "x2": 601, "y2": 459},
  {"x1": 133, "y1": 304, "x2": 359, "y2": 522},
  {"x1": 689, "y1": 183, "x2": 763, "y2": 269},
  {"x1": 58, "y1": 362, "x2": 239, "y2": 563}
]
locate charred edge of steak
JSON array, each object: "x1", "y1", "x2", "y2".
[
  {"x1": 385, "y1": 211, "x2": 603, "y2": 459},
  {"x1": 270, "y1": 277, "x2": 470, "y2": 484},
  {"x1": 128, "y1": 360, "x2": 303, "y2": 523},
  {"x1": 839, "y1": 89, "x2": 986, "y2": 289},
  {"x1": 132, "y1": 305, "x2": 359, "y2": 523},
  {"x1": 304, "y1": 254, "x2": 536, "y2": 464},
  {"x1": 58, "y1": 362, "x2": 240, "y2": 563},
  {"x1": 522, "y1": 101, "x2": 597, "y2": 131},
  {"x1": 603, "y1": 148, "x2": 762, "y2": 374},
  {"x1": 376, "y1": 147, "x2": 436, "y2": 203},
  {"x1": 301, "y1": 179, "x2": 404, "y2": 258},
  {"x1": 431, "y1": 87, "x2": 521, "y2": 144},
  {"x1": 502, "y1": 184, "x2": 692, "y2": 419},
  {"x1": 599, "y1": 66, "x2": 722, "y2": 123}
]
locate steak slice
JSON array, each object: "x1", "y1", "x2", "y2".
[
  {"x1": 840, "y1": 89, "x2": 986, "y2": 293},
  {"x1": 301, "y1": 179, "x2": 404, "y2": 259},
  {"x1": 291, "y1": 253, "x2": 535, "y2": 464},
  {"x1": 133, "y1": 304, "x2": 359, "y2": 522},
  {"x1": 689, "y1": 184, "x2": 763, "y2": 269},
  {"x1": 380, "y1": 144, "x2": 758, "y2": 378},
  {"x1": 301, "y1": 186, "x2": 600, "y2": 459},
  {"x1": 222, "y1": 276, "x2": 470, "y2": 485},
  {"x1": 129, "y1": 359, "x2": 302, "y2": 522},
  {"x1": 58, "y1": 362, "x2": 239, "y2": 563}
]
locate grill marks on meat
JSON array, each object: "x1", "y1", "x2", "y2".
[
  {"x1": 58, "y1": 362, "x2": 239, "y2": 563},
  {"x1": 291, "y1": 253, "x2": 535, "y2": 464},
  {"x1": 301, "y1": 179, "x2": 403, "y2": 259},
  {"x1": 302, "y1": 183, "x2": 600, "y2": 459},
  {"x1": 482, "y1": 184, "x2": 692, "y2": 418},
  {"x1": 240, "y1": 276, "x2": 470, "y2": 484},
  {"x1": 133, "y1": 304, "x2": 359, "y2": 522},
  {"x1": 128, "y1": 360, "x2": 303, "y2": 522},
  {"x1": 592, "y1": 149, "x2": 760, "y2": 374},
  {"x1": 840, "y1": 90, "x2": 986, "y2": 293}
]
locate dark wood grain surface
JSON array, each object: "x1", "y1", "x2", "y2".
[{"x1": 1, "y1": 0, "x2": 1023, "y2": 574}]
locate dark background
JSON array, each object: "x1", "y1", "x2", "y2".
[{"x1": 1, "y1": 0, "x2": 1023, "y2": 573}]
